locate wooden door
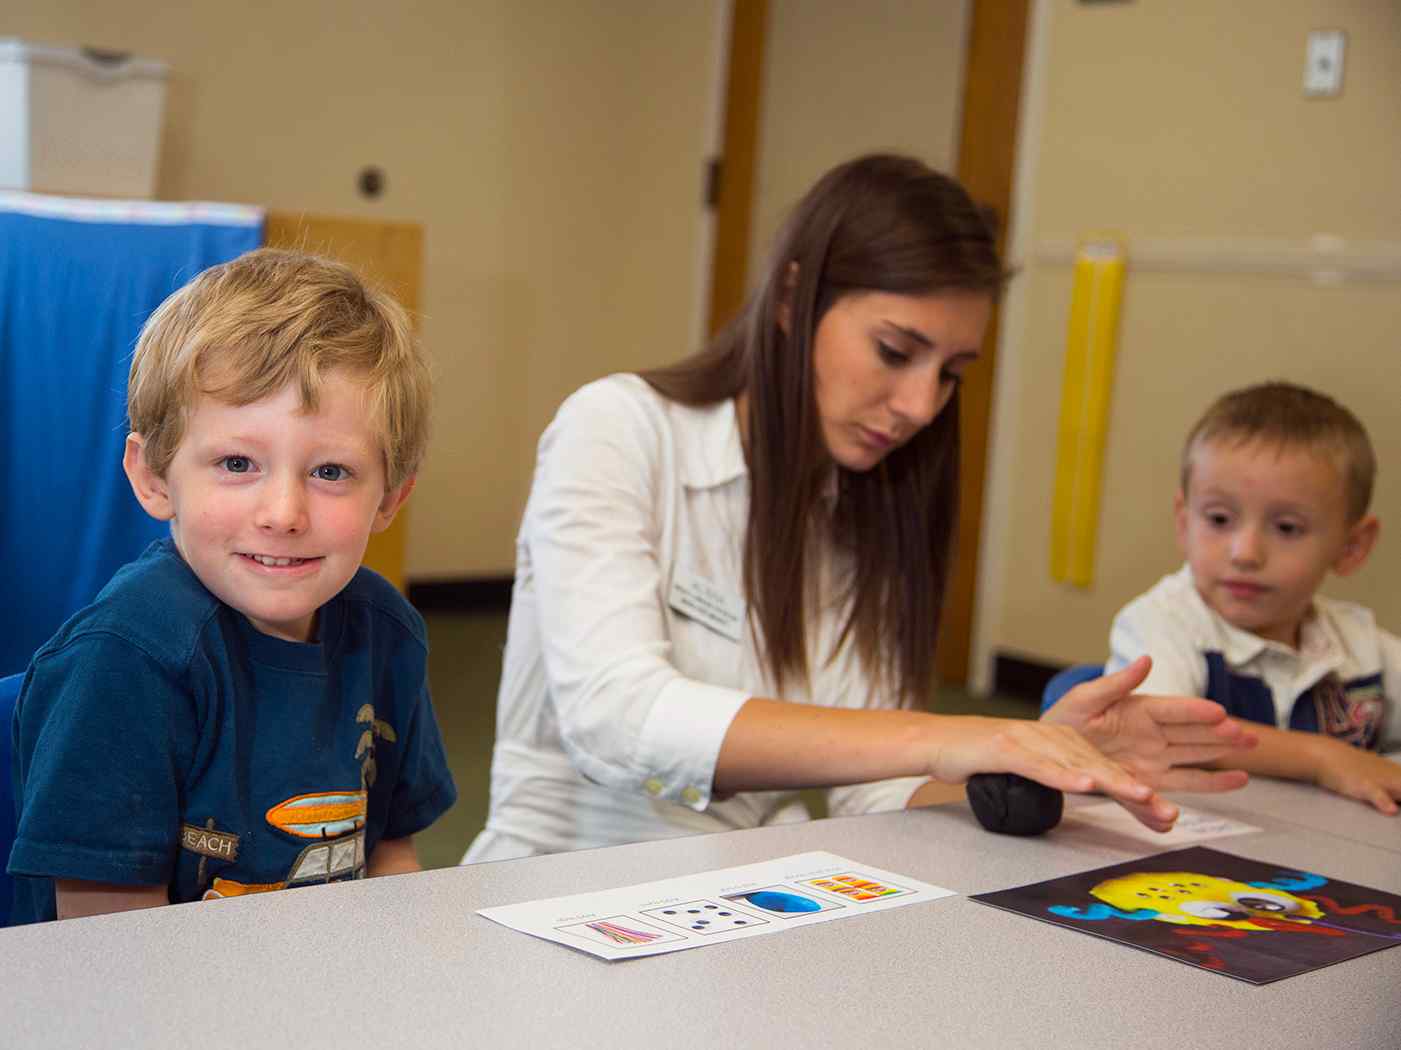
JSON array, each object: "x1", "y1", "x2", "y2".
[
  {"x1": 263, "y1": 213, "x2": 424, "y2": 591},
  {"x1": 706, "y1": 0, "x2": 769, "y2": 335},
  {"x1": 938, "y1": 0, "x2": 1031, "y2": 684}
]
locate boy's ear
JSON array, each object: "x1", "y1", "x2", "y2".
[
  {"x1": 123, "y1": 434, "x2": 174, "y2": 521},
  {"x1": 1172, "y1": 489, "x2": 1189, "y2": 553},
  {"x1": 371, "y1": 474, "x2": 416, "y2": 534},
  {"x1": 1334, "y1": 513, "x2": 1379, "y2": 577}
]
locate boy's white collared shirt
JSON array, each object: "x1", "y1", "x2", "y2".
[
  {"x1": 1108, "y1": 564, "x2": 1400, "y2": 744},
  {"x1": 466, "y1": 375, "x2": 926, "y2": 862}
]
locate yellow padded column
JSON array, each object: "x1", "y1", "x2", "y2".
[{"x1": 1051, "y1": 238, "x2": 1126, "y2": 588}]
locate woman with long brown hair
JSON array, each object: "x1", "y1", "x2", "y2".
[{"x1": 463, "y1": 154, "x2": 1252, "y2": 862}]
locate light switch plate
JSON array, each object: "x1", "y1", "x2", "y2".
[{"x1": 1304, "y1": 29, "x2": 1346, "y2": 98}]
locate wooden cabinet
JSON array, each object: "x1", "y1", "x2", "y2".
[{"x1": 264, "y1": 213, "x2": 424, "y2": 591}]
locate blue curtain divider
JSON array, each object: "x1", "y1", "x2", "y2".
[{"x1": 0, "y1": 195, "x2": 264, "y2": 676}]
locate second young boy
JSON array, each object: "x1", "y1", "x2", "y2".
[{"x1": 1107, "y1": 381, "x2": 1400, "y2": 813}]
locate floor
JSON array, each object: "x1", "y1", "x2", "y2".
[{"x1": 414, "y1": 610, "x2": 1040, "y2": 871}]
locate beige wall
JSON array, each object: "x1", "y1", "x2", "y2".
[
  {"x1": 747, "y1": 0, "x2": 970, "y2": 275},
  {"x1": 10, "y1": 1, "x2": 721, "y2": 577},
  {"x1": 975, "y1": 0, "x2": 1401, "y2": 684}
]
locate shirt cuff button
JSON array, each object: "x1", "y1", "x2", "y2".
[
  {"x1": 644, "y1": 777, "x2": 663, "y2": 796},
  {"x1": 681, "y1": 786, "x2": 702, "y2": 805}
]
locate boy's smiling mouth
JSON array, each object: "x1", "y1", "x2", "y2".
[{"x1": 238, "y1": 553, "x2": 321, "y2": 568}]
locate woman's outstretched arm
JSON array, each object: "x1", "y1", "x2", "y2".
[{"x1": 714, "y1": 698, "x2": 1176, "y2": 830}]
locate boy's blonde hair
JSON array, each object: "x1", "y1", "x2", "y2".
[
  {"x1": 127, "y1": 247, "x2": 429, "y2": 490},
  {"x1": 1182, "y1": 381, "x2": 1375, "y2": 522}
]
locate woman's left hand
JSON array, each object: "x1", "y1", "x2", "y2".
[{"x1": 1041, "y1": 655, "x2": 1258, "y2": 792}]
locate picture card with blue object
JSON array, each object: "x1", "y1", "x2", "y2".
[
  {"x1": 476, "y1": 851, "x2": 956, "y2": 961},
  {"x1": 970, "y1": 845, "x2": 1401, "y2": 984}
]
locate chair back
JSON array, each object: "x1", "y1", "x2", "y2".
[
  {"x1": 1040, "y1": 663, "x2": 1104, "y2": 713},
  {"x1": 1, "y1": 671, "x2": 22, "y2": 927}
]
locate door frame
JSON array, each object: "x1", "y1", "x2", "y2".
[{"x1": 938, "y1": 0, "x2": 1032, "y2": 686}]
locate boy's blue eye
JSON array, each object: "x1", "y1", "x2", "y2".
[
  {"x1": 221, "y1": 456, "x2": 252, "y2": 474},
  {"x1": 313, "y1": 464, "x2": 349, "y2": 482}
]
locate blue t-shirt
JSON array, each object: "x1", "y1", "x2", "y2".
[{"x1": 9, "y1": 539, "x2": 456, "y2": 924}]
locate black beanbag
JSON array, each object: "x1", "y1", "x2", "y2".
[{"x1": 967, "y1": 773, "x2": 1064, "y2": 836}]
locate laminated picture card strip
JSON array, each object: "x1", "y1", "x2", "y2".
[{"x1": 475, "y1": 851, "x2": 957, "y2": 961}]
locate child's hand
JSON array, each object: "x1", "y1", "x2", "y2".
[
  {"x1": 1041, "y1": 655, "x2": 1258, "y2": 792},
  {"x1": 1313, "y1": 741, "x2": 1401, "y2": 815}
]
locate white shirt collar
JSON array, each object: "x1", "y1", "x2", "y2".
[
  {"x1": 1179, "y1": 564, "x2": 1341, "y2": 669},
  {"x1": 675, "y1": 396, "x2": 747, "y2": 490}
]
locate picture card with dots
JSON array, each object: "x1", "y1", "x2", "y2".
[{"x1": 476, "y1": 851, "x2": 957, "y2": 961}]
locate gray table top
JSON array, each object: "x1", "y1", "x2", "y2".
[
  {"x1": 4, "y1": 774, "x2": 1399, "y2": 1050},
  {"x1": 1186, "y1": 766, "x2": 1401, "y2": 856}
]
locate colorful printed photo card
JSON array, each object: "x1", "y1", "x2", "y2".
[{"x1": 971, "y1": 846, "x2": 1401, "y2": 984}]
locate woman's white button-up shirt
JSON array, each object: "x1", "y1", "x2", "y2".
[{"x1": 463, "y1": 375, "x2": 927, "y2": 862}]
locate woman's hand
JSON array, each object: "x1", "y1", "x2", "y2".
[
  {"x1": 924, "y1": 715, "x2": 1178, "y2": 832},
  {"x1": 1041, "y1": 655, "x2": 1257, "y2": 792}
]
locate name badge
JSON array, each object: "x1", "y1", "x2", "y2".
[{"x1": 668, "y1": 566, "x2": 746, "y2": 643}]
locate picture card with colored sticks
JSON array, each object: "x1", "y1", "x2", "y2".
[
  {"x1": 970, "y1": 845, "x2": 1401, "y2": 984},
  {"x1": 477, "y1": 851, "x2": 955, "y2": 961}
]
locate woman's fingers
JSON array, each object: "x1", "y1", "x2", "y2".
[
  {"x1": 945, "y1": 718, "x2": 1181, "y2": 831},
  {"x1": 1112, "y1": 794, "x2": 1179, "y2": 833},
  {"x1": 1076, "y1": 760, "x2": 1155, "y2": 805},
  {"x1": 998, "y1": 725, "x2": 1167, "y2": 823},
  {"x1": 1146, "y1": 742, "x2": 1251, "y2": 768},
  {"x1": 1148, "y1": 766, "x2": 1250, "y2": 793},
  {"x1": 1135, "y1": 695, "x2": 1229, "y2": 726},
  {"x1": 1132, "y1": 699, "x2": 1257, "y2": 750},
  {"x1": 1043, "y1": 656, "x2": 1150, "y2": 725},
  {"x1": 1153, "y1": 722, "x2": 1256, "y2": 748},
  {"x1": 1004, "y1": 752, "x2": 1163, "y2": 822},
  {"x1": 1000, "y1": 754, "x2": 1095, "y2": 795},
  {"x1": 1137, "y1": 699, "x2": 1258, "y2": 748}
]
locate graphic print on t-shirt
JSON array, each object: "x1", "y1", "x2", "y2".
[
  {"x1": 201, "y1": 790, "x2": 369, "y2": 899},
  {"x1": 1309, "y1": 674, "x2": 1385, "y2": 749},
  {"x1": 198, "y1": 706, "x2": 401, "y2": 900},
  {"x1": 356, "y1": 703, "x2": 398, "y2": 787}
]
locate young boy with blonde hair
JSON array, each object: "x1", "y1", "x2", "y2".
[
  {"x1": 9, "y1": 248, "x2": 456, "y2": 923},
  {"x1": 1107, "y1": 381, "x2": 1400, "y2": 813}
]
